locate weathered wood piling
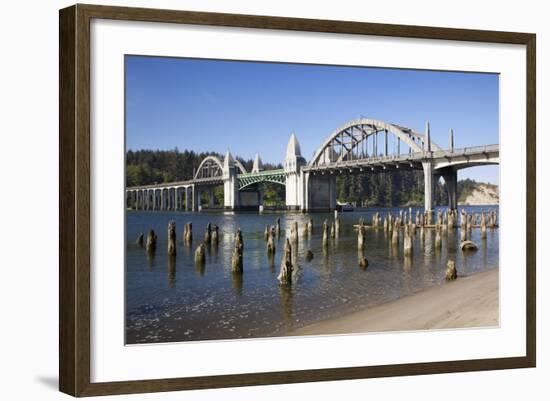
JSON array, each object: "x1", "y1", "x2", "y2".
[
  {"x1": 146, "y1": 229, "x2": 157, "y2": 253},
  {"x1": 357, "y1": 219, "x2": 366, "y2": 250},
  {"x1": 167, "y1": 220, "x2": 176, "y2": 256},
  {"x1": 322, "y1": 219, "x2": 329, "y2": 247},
  {"x1": 434, "y1": 227, "x2": 442, "y2": 249},
  {"x1": 194, "y1": 243, "x2": 205, "y2": 264},
  {"x1": 290, "y1": 221, "x2": 299, "y2": 244},
  {"x1": 391, "y1": 221, "x2": 399, "y2": 246},
  {"x1": 403, "y1": 225, "x2": 413, "y2": 256},
  {"x1": 204, "y1": 223, "x2": 212, "y2": 244},
  {"x1": 481, "y1": 211, "x2": 487, "y2": 239},
  {"x1": 231, "y1": 229, "x2": 244, "y2": 273},
  {"x1": 275, "y1": 218, "x2": 281, "y2": 237},
  {"x1": 136, "y1": 233, "x2": 144, "y2": 247},
  {"x1": 277, "y1": 238, "x2": 293, "y2": 285},
  {"x1": 359, "y1": 255, "x2": 369, "y2": 269},
  {"x1": 445, "y1": 260, "x2": 457, "y2": 281},
  {"x1": 267, "y1": 228, "x2": 276, "y2": 255},
  {"x1": 183, "y1": 222, "x2": 193, "y2": 243}
]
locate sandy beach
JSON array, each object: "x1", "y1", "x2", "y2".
[{"x1": 291, "y1": 267, "x2": 499, "y2": 336}]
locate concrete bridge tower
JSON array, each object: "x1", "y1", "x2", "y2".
[
  {"x1": 223, "y1": 150, "x2": 239, "y2": 210},
  {"x1": 252, "y1": 153, "x2": 263, "y2": 173},
  {"x1": 284, "y1": 133, "x2": 307, "y2": 210}
]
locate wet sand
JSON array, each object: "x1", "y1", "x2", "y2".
[{"x1": 292, "y1": 267, "x2": 499, "y2": 336}]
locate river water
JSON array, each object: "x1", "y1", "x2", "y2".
[{"x1": 125, "y1": 206, "x2": 498, "y2": 344}]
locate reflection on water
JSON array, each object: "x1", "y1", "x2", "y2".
[{"x1": 125, "y1": 206, "x2": 499, "y2": 344}]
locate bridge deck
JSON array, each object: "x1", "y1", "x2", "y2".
[{"x1": 126, "y1": 145, "x2": 498, "y2": 191}]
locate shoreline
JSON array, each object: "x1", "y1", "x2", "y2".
[{"x1": 290, "y1": 267, "x2": 499, "y2": 336}]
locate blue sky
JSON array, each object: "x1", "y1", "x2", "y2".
[{"x1": 125, "y1": 56, "x2": 499, "y2": 184}]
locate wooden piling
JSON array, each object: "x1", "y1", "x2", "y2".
[
  {"x1": 231, "y1": 230, "x2": 244, "y2": 273},
  {"x1": 267, "y1": 229, "x2": 276, "y2": 255},
  {"x1": 391, "y1": 221, "x2": 399, "y2": 246},
  {"x1": 194, "y1": 243, "x2": 205, "y2": 264},
  {"x1": 204, "y1": 223, "x2": 212, "y2": 244},
  {"x1": 445, "y1": 260, "x2": 457, "y2": 281},
  {"x1": 275, "y1": 218, "x2": 281, "y2": 237},
  {"x1": 290, "y1": 221, "x2": 299, "y2": 244},
  {"x1": 167, "y1": 220, "x2": 176, "y2": 256},
  {"x1": 357, "y1": 220, "x2": 366, "y2": 250},
  {"x1": 136, "y1": 233, "x2": 144, "y2": 247},
  {"x1": 404, "y1": 225, "x2": 413, "y2": 256},
  {"x1": 435, "y1": 227, "x2": 442, "y2": 249},
  {"x1": 277, "y1": 238, "x2": 293, "y2": 285},
  {"x1": 322, "y1": 219, "x2": 329, "y2": 247},
  {"x1": 212, "y1": 224, "x2": 219, "y2": 245},
  {"x1": 481, "y1": 212, "x2": 487, "y2": 239},
  {"x1": 146, "y1": 229, "x2": 157, "y2": 253},
  {"x1": 183, "y1": 222, "x2": 193, "y2": 244}
]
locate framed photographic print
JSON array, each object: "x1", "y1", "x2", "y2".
[{"x1": 59, "y1": 4, "x2": 536, "y2": 397}]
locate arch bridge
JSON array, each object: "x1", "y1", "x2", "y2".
[{"x1": 126, "y1": 117, "x2": 499, "y2": 212}]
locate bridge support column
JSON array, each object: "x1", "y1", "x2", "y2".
[
  {"x1": 306, "y1": 173, "x2": 337, "y2": 212},
  {"x1": 185, "y1": 187, "x2": 191, "y2": 211},
  {"x1": 192, "y1": 186, "x2": 200, "y2": 211},
  {"x1": 208, "y1": 187, "x2": 215, "y2": 208},
  {"x1": 223, "y1": 150, "x2": 239, "y2": 210},
  {"x1": 422, "y1": 161, "x2": 434, "y2": 222},
  {"x1": 441, "y1": 168, "x2": 458, "y2": 211},
  {"x1": 284, "y1": 134, "x2": 307, "y2": 210}
]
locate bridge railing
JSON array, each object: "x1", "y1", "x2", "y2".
[
  {"x1": 431, "y1": 144, "x2": 499, "y2": 158},
  {"x1": 304, "y1": 144, "x2": 499, "y2": 171},
  {"x1": 238, "y1": 169, "x2": 285, "y2": 178},
  {"x1": 126, "y1": 180, "x2": 194, "y2": 191}
]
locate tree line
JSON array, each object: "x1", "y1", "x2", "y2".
[{"x1": 126, "y1": 148, "x2": 282, "y2": 187}]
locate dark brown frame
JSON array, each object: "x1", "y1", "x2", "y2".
[{"x1": 59, "y1": 3, "x2": 536, "y2": 397}]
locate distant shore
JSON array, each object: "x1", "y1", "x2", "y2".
[{"x1": 291, "y1": 267, "x2": 499, "y2": 336}]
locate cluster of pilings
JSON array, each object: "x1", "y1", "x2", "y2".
[
  {"x1": 352, "y1": 207, "x2": 498, "y2": 279},
  {"x1": 134, "y1": 207, "x2": 497, "y2": 289},
  {"x1": 135, "y1": 220, "x2": 223, "y2": 280}
]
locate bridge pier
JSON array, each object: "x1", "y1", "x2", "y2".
[
  {"x1": 185, "y1": 187, "x2": 191, "y2": 211},
  {"x1": 422, "y1": 161, "x2": 434, "y2": 215},
  {"x1": 440, "y1": 167, "x2": 458, "y2": 211},
  {"x1": 285, "y1": 133, "x2": 307, "y2": 210},
  {"x1": 223, "y1": 150, "x2": 240, "y2": 211},
  {"x1": 306, "y1": 173, "x2": 337, "y2": 212},
  {"x1": 208, "y1": 187, "x2": 215, "y2": 208}
]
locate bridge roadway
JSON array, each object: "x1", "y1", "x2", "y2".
[{"x1": 126, "y1": 118, "x2": 499, "y2": 212}]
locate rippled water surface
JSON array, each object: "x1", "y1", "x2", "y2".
[{"x1": 125, "y1": 206, "x2": 499, "y2": 344}]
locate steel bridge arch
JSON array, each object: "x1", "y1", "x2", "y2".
[
  {"x1": 238, "y1": 171, "x2": 286, "y2": 190},
  {"x1": 194, "y1": 156, "x2": 224, "y2": 180},
  {"x1": 309, "y1": 118, "x2": 443, "y2": 167},
  {"x1": 234, "y1": 160, "x2": 248, "y2": 174}
]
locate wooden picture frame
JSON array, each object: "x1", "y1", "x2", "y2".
[{"x1": 59, "y1": 3, "x2": 536, "y2": 397}]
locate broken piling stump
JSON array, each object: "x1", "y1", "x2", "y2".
[
  {"x1": 445, "y1": 260, "x2": 458, "y2": 281},
  {"x1": 194, "y1": 243, "x2": 205, "y2": 264},
  {"x1": 167, "y1": 220, "x2": 176, "y2": 256},
  {"x1": 146, "y1": 229, "x2": 157, "y2": 253},
  {"x1": 277, "y1": 238, "x2": 293, "y2": 285}
]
